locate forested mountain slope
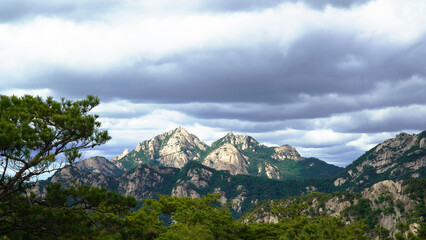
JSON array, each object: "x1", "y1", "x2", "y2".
[
  {"x1": 241, "y1": 179, "x2": 426, "y2": 238},
  {"x1": 333, "y1": 131, "x2": 426, "y2": 192},
  {"x1": 34, "y1": 160, "x2": 332, "y2": 217}
]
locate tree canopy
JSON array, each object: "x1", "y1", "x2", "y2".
[{"x1": 0, "y1": 94, "x2": 110, "y2": 199}]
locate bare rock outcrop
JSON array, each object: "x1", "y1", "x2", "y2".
[
  {"x1": 203, "y1": 143, "x2": 249, "y2": 175},
  {"x1": 118, "y1": 165, "x2": 178, "y2": 199},
  {"x1": 264, "y1": 163, "x2": 280, "y2": 179},
  {"x1": 112, "y1": 127, "x2": 208, "y2": 170},
  {"x1": 222, "y1": 132, "x2": 260, "y2": 151},
  {"x1": 158, "y1": 127, "x2": 207, "y2": 168},
  {"x1": 361, "y1": 180, "x2": 417, "y2": 232},
  {"x1": 171, "y1": 184, "x2": 201, "y2": 198},
  {"x1": 75, "y1": 156, "x2": 124, "y2": 176},
  {"x1": 272, "y1": 145, "x2": 303, "y2": 162}
]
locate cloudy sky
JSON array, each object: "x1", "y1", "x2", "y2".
[{"x1": 1, "y1": 0, "x2": 425, "y2": 166}]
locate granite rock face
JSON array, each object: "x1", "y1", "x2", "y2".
[
  {"x1": 75, "y1": 156, "x2": 124, "y2": 176},
  {"x1": 221, "y1": 132, "x2": 261, "y2": 151},
  {"x1": 272, "y1": 145, "x2": 303, "y2": 162},
  {"x1": 203, "y1": 143, "x2": 249, "y2": 175},
  {"x1": 117, "y1": 165, "x2": 178, "y2": 199},
  {"x1": 158, "y1": 127, "x2": 207, "y2": 168},
  {"x1": 362, "y1": 180, "x2": 416, "y2": 231}
]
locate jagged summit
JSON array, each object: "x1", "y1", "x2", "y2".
[
  {"x1": 108, "y1": 127, "x2": 342, "y2": 180},
  {"x1": 219, "y1": 132, "x2": 260, "y2": 151},
  {"x1": 112, "y1": 127, "x2": 208, "y2": 171},
  {"x1": 176, "y1": 126, "x2": 188, "y2": 133}
]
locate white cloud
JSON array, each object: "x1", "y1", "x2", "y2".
[
  {"x1": 185, "y1": 124, "x2": 228, "y2": 145},
  {"x1": 3, "y1": 0, "x2": 426, "y2": 84},
  {"x1": 0, "y1": 88, "x2": 51, "y2": 98},
  {"x1": 346, "y1": 132, "x2": 394, "y2": 151},
  {"x1": 355, "y1": 0, "x2": 426, "y2": 44}
]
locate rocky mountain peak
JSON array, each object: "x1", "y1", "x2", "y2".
[
  {"x1": 157, "y1": 127, "x2": 208, "y2": 168},
  {"x1": 108, "y1": 127, "x2": 346, "y2": 179},
  {"x1": 167, "y1": 127, "x2": 200, "y2": 147},
  {"x1": 112, "y1": 127, "x2": 209, "y2": 171},
  {"x1": 374, "y1": 132, "x2": 418, "y2": 154},
  {"x1": 226, "y1": 131, "x2": 234, "y2": 137},
  {"x1": 174, "y1": 126, "x2": 189, "y2": 135},
  {"x1": 272, "y1": 144, "x2": 303, "y2": 161},
  {"x1": 333, "y1": 131, "x2": 425, "y2": 191},
  {"x1": 221, "y1": 132, "x2": 259, "y2": 151},
  {"x1": 203, "y1": 143, "x2": 249, "y2": 175}
]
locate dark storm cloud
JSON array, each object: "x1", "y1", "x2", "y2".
[
  {"x1": 24, "y1": 32, "x2": 426, "y2": 119},
  {"x1": 14, "y1": 29, "x2": 426, "y2": 137},
  {"x1": 196, "y1": 107, "x2": 426, "y2": 136},
  {"x1": 177, "y1": 76, "x2": 426, "y2": 122},
  {"x1": 0, "y1": 0, "x2": 117, "y2": 22},
  {"x1": 328, "y1": 106, "x2": 426, "y2": 133}
]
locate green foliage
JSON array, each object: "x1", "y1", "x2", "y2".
[
  {"x1": 402, "y1": 179, "x2": 426, "y2": 220},
  {"x1": 118, "y1": 150, "x2": 151, "y2": 171},
  {"x1": 159, "y1": 194, "x2": 239, "y2": 239},
  {"x1": 0, "y1": 183, "x2": 136, "y2": 239},
  {"x1": 157, "y1": 223, "x2": 215, "y2": 240},
  {"x1": 241, "y1": 147, "x2": 342, "y2": 180},
  {"x1": 343, "y1": 198, "x2": 379, "y2": 229},
  {"x1": 375, "y1": 226, "x2": 391, "y2": 240},
  {"x1": 239, "y1": 216, "x2": 368, "y2": 240},
  {"x1": 4, "y1": 184, "x2": 422, "y2": 239},
  {"x1": 271, "y1": 200, "x2": 309, "y2": 220},
  {"x1": 168, "y1": 161, "x2": 327, "y2": 218},
  {"x1": 375, "y1": 195, "x2": 392, "y2": 204},
  {"x1": 0, "y1": 95, "x2": 110, "y2": 200},
  {"x1": 119, "y1": 199, "x2": 165, "y2": 239}
]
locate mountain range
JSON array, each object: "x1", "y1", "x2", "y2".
[
  {"x1": 110, "y1": 127, "x2": 343, "y2": 180},
  {"x1": 33, "y1": 128, "x2": 426, "y2": 217}
]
